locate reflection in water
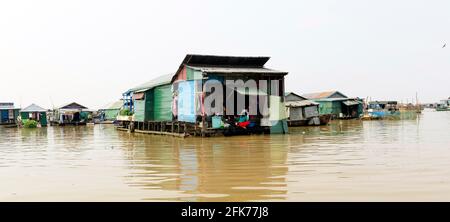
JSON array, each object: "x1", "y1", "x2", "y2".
[
  {"x1": 1, "y1": 110, "x2": 450, "y2": 201},
  {"x1": 120, "y1": 134, "x2": 289, "y2": 201}
]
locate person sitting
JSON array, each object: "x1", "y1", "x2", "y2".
[{"x1": 236, "y1": 109, "x2": 250, "y2": 129}]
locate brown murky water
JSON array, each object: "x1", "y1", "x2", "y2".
[{"x1": 1, "y1": 110, "x2": 450, "y2": 201}]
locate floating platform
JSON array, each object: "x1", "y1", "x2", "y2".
[{"x1": 115, "y1": 120, "x2": 273, "y2": 138}]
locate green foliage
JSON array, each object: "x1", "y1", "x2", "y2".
[
  {"x1": 119, "y1": 109, "x2": 133, "y2": 116},
  {"x1": 23, "y1": 119, "x2": 38, "y2": 128}
]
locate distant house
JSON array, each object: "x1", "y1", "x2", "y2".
[
  {"x1": 284, "y1": 92, "x2": 321, "y2": 126},
  {"x1": 53, "y1": 102, "x2": 90, "y2": 125},
  {"x1": 99, "y1": 100, "x2": 123, "y2": 121},
  {"x1": 302, "y1": 91, "x2": 363, "y2": 119},
  {"x1": 302, "y1": 91, "x2": 348, "y2": 100},
  {"x1": 20, "y1": 104, "x2": 48, "y2": 127},
  {"x1": 0, "y1": 102, "x2": 20, "y2": 125}
]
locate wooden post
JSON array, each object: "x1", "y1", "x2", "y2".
[
  {"x1": 194, "y1": 120, "x2": 197, "y2": 136},
  {"x1": 128, "y1": 121, "x2": 135, "y2": 133},
  {"x1": 201, "y1": 115, "x2": 205, "y2": 137}
]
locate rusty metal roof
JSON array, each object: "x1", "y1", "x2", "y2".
[{"x1": 285, "y1": 100, "x2": 319, "y2": 107}]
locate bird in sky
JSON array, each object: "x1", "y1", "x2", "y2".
[{"x1": 443, "y1": 43, "x2": 446, "y2": 48}]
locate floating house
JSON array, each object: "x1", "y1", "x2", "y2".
[
  {"x1": 99, "y1": 100, "x2": 123, "y2": 121},
  {"x1": 171, "y1": 54, "x2": 289, "y2": 136},
  {"x1": 436, "y1": 98, "x2": 450, "y2": 111},
  {"x1": 302, "y1": 91, "x2": 363, "y2": 119},
  {"x1": 118, "y1": 54, "x2": 289, "y2": 137},
  {"x1": 52, "y1": 102, "x2": 91, "y2": 125},
  {"x1": 19, "y1": 104, "x2": 48, "y2": 127},
  {"x1": 119, "y1": 73, "x2": 173, "y2": 125},
  {"x1": 362, "y1": 101, "x2": 400, "y2": 120},
  {"x1": 0, "y1": 102, "x2": 20, "y2": 125},
  {"x1": 284, "y1": 92, "x2": 323, "y2": 126}
]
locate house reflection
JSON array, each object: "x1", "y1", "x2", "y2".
[{"x1": 118, "y1": 133, "x2": 289, "y2": 201}]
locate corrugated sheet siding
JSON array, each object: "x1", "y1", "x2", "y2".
[
  {"x1": 134, "y1": 100, "x2": 146, "y2": 122},
  {"x1": 304, "y1": 106, "x2": 319, "y2": 118},
  {"x1": 289, "y1": 107, "x2": 303, "y2": 120},
  {"x1": 104, "y1": 109, "x2": 119, "y2": 120},
  {"x1": 186, "y1": 67, "x2": 194, "y2": 80},
  {"x1": 186, "y1": 67, "x2": 202, "y2": 80},
  {"x1": 317, "y1": 101, "x2": 341, "y2": 115},
  {"x1": 153, "y1": 85, "x2": 172, "y2": 121},
  {"x1": 1, "y1": 110, "x2": 7, "y2": 122},
  {"x1": 177, "y1": 81, "x2": 196, "y2": 123}
]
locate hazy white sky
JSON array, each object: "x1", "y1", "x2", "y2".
[{"x1": 0, "y1": 0, "x2": 449, "y2": 109}]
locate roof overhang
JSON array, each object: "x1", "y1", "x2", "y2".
[{"x1": 171, "y1": 54, "x2": 286, "y2": 83}]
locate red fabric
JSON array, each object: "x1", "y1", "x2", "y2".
[{"x1": 238, "y1": 121, "x2": 250, "y2": 128}]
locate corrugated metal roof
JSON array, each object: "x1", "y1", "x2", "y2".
[
  {"x1": 188, "y1": 66, "x2": 287, "y2": 75},
  {"x1": 20, "y1": 104, "x2": 47, "y2": 112},
  {"x1": 285, "y1": 92, "x2": 307, "y2": 100},
  {"x1": 171, "y1": 54, "x2": 287, "y2": 83},
  {"x1": 183, "y1": 54, "x2": 270, "y2": 67},
  {"x1": 0, "y1": 102, "x2": 15, "y2": 110},
  {"x1": 285, "y1": 100, "x2": 319, "y2": 107},
  {"x1": 59, "y1": 102, "x2": 88, "y2": 110},
  {"x1": 128, "y1": 73, "x2": 173, "y2": 93},
  {"x1": 314, "y1": 98, "x2": 361, "y2": 102},
  {"x1": 343, "y1": 100, "x2": 362, "y2": 106},
  {"x1": 100, "y1": 101, "x2": 123, "y2": 110},
  {"x1": 302, "y1": 91, "x2": 348, "y2": 99}
]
